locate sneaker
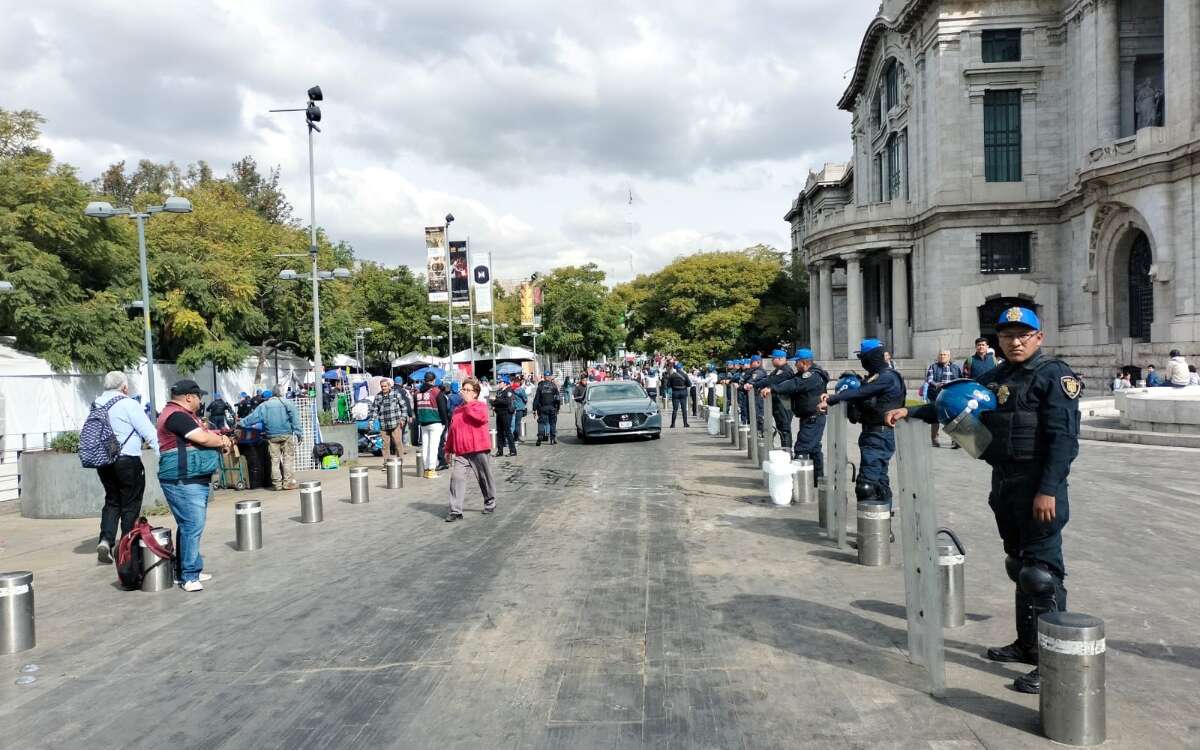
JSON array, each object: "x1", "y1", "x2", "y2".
[
  {"x1": 284, "y1": 482, "x2": 299, "y2": 490},
  {"x1": 1013, "y1": 667, "x2": 1041, "y2": 694},
  {"x1": 986, "y1": 640, "x2": 1038, "y2": 665},
  {"x1": 197, "y1": 573, "x2": 213, "y2": 583},
  {"x1": 444, "y1": 512, "x2": 463, "y2": 523},
  {"x1": 97, "y1": 541, "x2": 113, "y2": 565},
  {"x1": 181, "y1": 580, "x2": 204, "y2": 592},
  {"x1": 508, "y1": 451, "x2": 517, "y2": 457},
  {"x1": 436, "y1": 463, "x2": 449, "y2": 471},
  {"x1": 482, "y1": 506, "x2": 496, "y2": 514}
]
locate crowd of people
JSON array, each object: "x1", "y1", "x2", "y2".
[{"x1": 1112, "y1": 349, "x2": 1198, "y2": 389}]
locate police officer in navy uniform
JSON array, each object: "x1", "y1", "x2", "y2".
[
  {"x1": 749, "y1": 349, "x2": 794, "y2": 449},
  {"x1": 763, "y1": 348, "x2": 828, "y2": 482},
  {"x1": 741, "y1": 355, "x2": 768, "y2": 434},
  {"x1": 820, "y1": 339, "x2": 905, "y2": 510},
  {"x1": 886, "y1": 307, "x2": 1079, "y2": 694}
]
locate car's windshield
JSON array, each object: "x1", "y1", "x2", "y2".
[{"x1": 587, "y1": 383, "x2": 646, "y2": 402}]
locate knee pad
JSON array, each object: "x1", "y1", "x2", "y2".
[
  {"x1": 1017, "y1": 562, "x2": 1060, "y2": 597},
  {"x1": 1004, "y1": 555, "x2": 1022, "y2": 584}
]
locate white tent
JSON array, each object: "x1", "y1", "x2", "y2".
[
  {"x1": 493, "y1": 345, "x2": 537, "y2": 361},
  {"x1": 329, "y1": 354, "x2": 358, "y2": 368},
  {"x1": 391, "y1": 351, "x2": 441, "y2": 368}
]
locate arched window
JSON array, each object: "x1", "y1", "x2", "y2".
[{"x1": 883, "y1": 60, "x2": 899, "y2": 111}]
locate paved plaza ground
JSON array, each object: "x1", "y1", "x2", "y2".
[{"x1": 0, "y1": 411, "x2": 1197, "y2": 749}]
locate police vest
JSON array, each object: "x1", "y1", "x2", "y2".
[
  {"x1": 979, "y1": 357, "x2": 1068, "y2": 464},
  {"x1": 856, "y1": 370, "x2": 906, "y2": 426},
  {"x1": 793, "y1": 366, "x2": 829, "y2": 417}
]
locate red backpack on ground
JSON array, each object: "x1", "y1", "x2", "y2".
[{"x1": 115, "y1": 517, "x2": 174, "y2": 590}]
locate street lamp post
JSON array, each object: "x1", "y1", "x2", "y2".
[
  {"x1": 278, "y1": 263, "x2": 350, "y2": 390},
  {"x1": 85, "y1": 196, "x2": 193, "y2": 414},
  {"x1": 523, "y1": 328, "x2": 543, "y2": 375},
  {"x1": 444, "y1": 213, "x2": 455, "y2": 377},
  {"x1": 270, "y1": 85, "x2": 324, "y2": 385},
  {"x1": 354, "y1": 327, "x2": 373, "y2": 374}
]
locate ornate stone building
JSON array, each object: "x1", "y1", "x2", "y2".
[{"x1": 787, "y1": 0, "x2": 1198, "y2": 380}]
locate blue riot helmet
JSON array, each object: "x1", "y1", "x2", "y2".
[
  {"x1": 835, "y1": 372, "x2": 861, "y2": 393},
  {"x1": 934, "y1": 379, "x2": 998, "y2": 459}
]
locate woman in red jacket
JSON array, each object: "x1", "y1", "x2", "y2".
[{"x1": 443, "y1": 378, "x2": 497, "y2": 522}]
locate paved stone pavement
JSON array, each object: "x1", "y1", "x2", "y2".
[{"x1": 0, "y1": 413, "x2": 1197, "y2": 749}]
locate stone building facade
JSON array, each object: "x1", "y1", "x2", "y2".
[{"x1": 787, "y1": 0, "x2": 1199, "y2": 381}]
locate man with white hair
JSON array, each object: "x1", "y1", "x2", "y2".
[
  {"x1": 924, "y1": 349, "x2": 962, "y2": 447},
  {"x1": 92, "y1": 371, "x2": 159, "y2": 564}
]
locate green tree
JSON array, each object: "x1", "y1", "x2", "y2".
[{"x1": 538, "y1": 263, "x2": 623, "y2": 362}]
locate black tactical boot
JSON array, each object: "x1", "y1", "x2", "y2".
[
  {"x1": 986, "y1": 591, "x2": 1039, "y2": 665},
  {"x1": 1013, "y1": 667, "x2": 1041, "y2": 694}
]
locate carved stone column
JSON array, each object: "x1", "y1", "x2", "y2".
[
  {"x1": 818, "y1": 262, "x2": 834, "y2": 360},
  {"x1": 1096, "y1": 0, "x2": 1121, "y2": 144},
  {"x1": 1165, "y1": 0, "x2": 1199, "y2": 133},
  {"x1": 808, "y1": 266, "x2": 820, "y2": 354},
  {"x1": 844, "y1": 253, "x2": 865, "y2": 356},
  {"x1": 1119, "y1": 56, "x2": 1137, "y2": 137},
  {"x1": 889, "y1": 248, "x2": 912, "y2": 358}
]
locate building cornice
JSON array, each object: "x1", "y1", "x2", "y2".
[{"x1": 837, "y1": 0, "x2": 935, "y2": 111}]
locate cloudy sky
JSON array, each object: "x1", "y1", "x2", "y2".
[{"x1": 3, "y1": 0, "x2": 876, "y2": 284}]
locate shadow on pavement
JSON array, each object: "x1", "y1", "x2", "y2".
[
  {"x1": 407, "y1": 502, "x2": 448, "y2": 518},
  {"x1": 698, "y1": 475, "x2": 762, "y2": 490},
  {"x1": 1110, "y1": 640, "x2": 1200, "y2": 670},
  {"x1": 719, "y1": 514, "x2": 824, "y2": 542},
  {"x1": 713, "y1": 594, "x2": 1038, "y2": 730},
  {"x1": 852, "y1": 598, "x2": 992, "y2": 623},
  {"x1": 73, "y1": 536, "x2": 97, "y2": 555},
  {"x1": 807, "y1": 548, "x2": 859, "y2": 564}
]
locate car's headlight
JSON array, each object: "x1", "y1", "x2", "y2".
[{"x1": 584, "y1": 408, "x2": 599, "y2": 419}]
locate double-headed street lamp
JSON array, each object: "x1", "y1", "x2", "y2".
[
  {"x1": 277, "y1": 260, "x2": 350, "y2": 388},
  {"x1": 270, "y1": 85, "x2": 326, "y2": 386},
  {"x1": 84, "y1": 195, "x2": 194, "y2": 414},
  {"x1": 354, "y1": 327, "x2": 373, "y2": 374},
  {"x1": 523, "y1": 327, "x2": 544, "y2": 374}
]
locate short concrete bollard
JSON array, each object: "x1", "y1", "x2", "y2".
[
  {"x1": 856, "y1": 500, "x2": 891, "y2": 566},
  {"x1": 299, "y1": 480, "x2": 324, "y2": 523},
  {"x1": 140, "y1": 527, "x2": 174, "y2": 592},
  {"x1": 0, "y1": 571, "x2": 35, "y2": 654},
  {"x1": 937, "y1": 529, "x2": 966, "y2": 628},
  {"x1": 349, "y1": 466, "x2": 370, "y2": 504},
  {"x1": 1040, "y1": 612, "x2": 1106, "y2": 746},
  {"x1": 234, "y1": 500, "x2": 263, "y2": 551},
  {"x1": 385, "y1": 458, "x2": 403, "y2": 489}
]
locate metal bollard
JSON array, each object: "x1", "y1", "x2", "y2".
[
  {"x1": 234, "y1": 500, "x2": 263, "y2": 551},
  {"x1": 817, "y1": 477, "x2": 829, "y2": 531},
  {"x1": 140, "y1": 527, "x2": 174, "y2": 592},
  {"x1": 856, "y1": 500, "x2": 891, "y2": 566},
  {"x1": 792, "y1": 459, "x2": 816, "y2": 504},
  {"x1": 385, "y1": 458, "x2": 403, "y2": 489},
  {"x1": 756, "y1": 436, "x2": 767, "y2": 468},
  {"x1": 937, "y1": 528, "x2": 966, "y2": 628},
  {"x1": 0, "y1": 571, "x2": 35, "y2": 654},
  {"x1": 299, "y1": 480, "x2": 324, "y2": 523},
  {"x1": 489, "y1": 429, "x2": 497, "y2": 451},
  {"x1": 415, "y1": 455, "x2": 424, "y2": 477},
  {"x1": 349, "y1": 466, "x2": 370, "y2": 504},
  {"x1": 1040, "y1": 612, "x2": 1106, "y2": 746},
  {"x1": 519, "y1": 419, "x2": 527, "y2": 442},
  {"x1": 747, "y1": 393, "x2": 758, "y2": 463},
  {"x1": 737, "y1": 425, "x2": 748, "y2": 452}
]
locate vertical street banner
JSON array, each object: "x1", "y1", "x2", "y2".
[
  {"x1": 473, "y1": 251, "x2": 493, "y2": 315},
  {"x1": 519, "y1": 282, "x2": 535, "y2": 326},
  {"x1": 425, "y1": 227, "x2": 447, "y2": 302},
  {"x1": 449, "y1": 240, "x2": 469, "y2": 307}
]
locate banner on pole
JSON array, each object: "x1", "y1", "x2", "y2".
[
  {"x1": 519, "y1": 282, "x2": 535, "y2": 326},
  {"x1": 425, "y1": 227, "x2": 447, "y2": 302},
  {"x1": 449, "y1": 240, "x2": 469, "y2": 308},
  {"x1": 473, "y1": 251, "x2": 493, "y2": 314}
]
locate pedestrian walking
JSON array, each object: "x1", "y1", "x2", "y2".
[
  {"x1": 242, "y1": 388, "x2": 303, "y2": 490},
  {"x1": 820, "y1": 339, "x2": 905, "y2": 511},
  {"x1": 888, "y1": 306, "x2": 1079, "y2": 694},
  {"x1": 766, "y1": 349, "x2": 829, "y2": 481},
  {"x1": 416, "y1": 372, "x2": 449, "y2": 478},
  {"x1": 156, "y1": 379, "x2": 232, "y2": 592},
  {"x1": 367, "y1": 378, "x2": 410, "y2": 460},
  {"x1": 924, "y1": 350, "x2": 963, "y2": 447},
  {"x1": 667, "y1": 364, "x2": 691, "y2": 427},
  {"x1": 493, "y1": 379, "x2": 517, "y2": 456},
  {"x1": 444, "y1": 378, "x2": 497, "y2": 522},
  {"x1": 87, "y1": 371, "x2": 159, "y2": 564},
  {"x1": 749, "y1": 349, "x2": 794, "y2": 447}
]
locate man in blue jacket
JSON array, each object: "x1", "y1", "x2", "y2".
[{"x1": 242, "y1": 388, "x2": 302, "y2": 490}]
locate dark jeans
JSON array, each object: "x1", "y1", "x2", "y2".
[
  {"x1": 496, "y1": 415, "x2": 516, "y2": 453},
  {"x1": 793, "y1": 414, "x2": 826, "y2": 480},
  {"x1": 670, "y1": 392, "x2": 689, "y2": 426},
  {"x1": 858, "y1": 427, "x2": 896, "y2": 506},
  {"x1": 437, "y1": 426, "x2": 448, "y2": 467},
  {"x1": 97, "y1": 455, "x2": 146, "y2": 545}
]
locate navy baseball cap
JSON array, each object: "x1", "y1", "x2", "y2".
[
  {"x1": 996, "y1": 306, "x2": 1041, "y2": 331},
  {"x1": 170, "y1": 379, "x2": 207, "y2": 397}
]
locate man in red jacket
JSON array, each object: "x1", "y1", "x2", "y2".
[{"x1": 443, "y1": 378, "x2": 497, "y2": 522}]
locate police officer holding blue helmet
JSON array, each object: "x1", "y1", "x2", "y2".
[
  {"x1": 748, "y1": 349, "x2": 795, "y2": 448},
  {"x1": 885, "y1": 306, "x2": 1080, "y2": 695},
  {"x1": 761, "y1": 348, "x2": 829, "y2": 482},
  {"x1": 820, "y1": 339, "x2": 906, "y2": 511}
]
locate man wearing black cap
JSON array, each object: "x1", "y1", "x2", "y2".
[{"x1": 886, "y1": 306, "x2": 1080, "y2": 694}]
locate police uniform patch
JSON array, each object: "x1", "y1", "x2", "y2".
[
  {"x1": 1005, "y1": 307, "x2": 1024, "y2": 322},
  {"x1": 997, "y1": 385, "x2": 1009, "y2": 405},
  {"x1": 1061, "y1": 376, "x2": 1081, "y2": 399},
  {"x1": 802, "y1": 372, "x2": 812, "y2": 379}
]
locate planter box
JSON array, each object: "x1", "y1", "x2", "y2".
[
  {"x1": 321, "y1": 424, "x2": 359, "y2": 462},
  {"x1": 20, "y1": 449, "x2": 166, "y2": 519}
]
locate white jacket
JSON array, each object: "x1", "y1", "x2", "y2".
[{"x1": 1166, "y1": 356, "x2": 1190, "y2": 386}]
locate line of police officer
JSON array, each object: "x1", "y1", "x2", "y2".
[{"x1": 714, "y1": 305, "x2": 1079, "y2": 695}]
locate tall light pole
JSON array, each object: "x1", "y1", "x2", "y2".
[
  {"x1": 85, "y1": 196, "x2": 193, "y2": 415},
  {"x1": 523, "y1": 328, "x2": 543, "y2": 375},
  {"x1": 270, "y1": 85, "x2": 324, "y2": 385},
  {"x1": 444, "y1": 213, "x2": 455, "y2": 376},
  {"x1": 278, "y1": 262, "x2": 350, "y2": 388},
  {"x1": 484, "y1": 320, "x2": 508, "y2": 378},
  {"x1": 354, "y1": 327, "x2": 373, "y2": 373}
]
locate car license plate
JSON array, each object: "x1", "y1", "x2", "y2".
[{"x1": 619, "y1": 420, "x2": 633, "y2": 429}]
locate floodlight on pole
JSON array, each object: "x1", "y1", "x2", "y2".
[
  {"x1": 444, "y1": 212, "x2": 455, "y2": 378},
  {"x1": 84, "y1": 196, "x2": 193, "y2": 415}
]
